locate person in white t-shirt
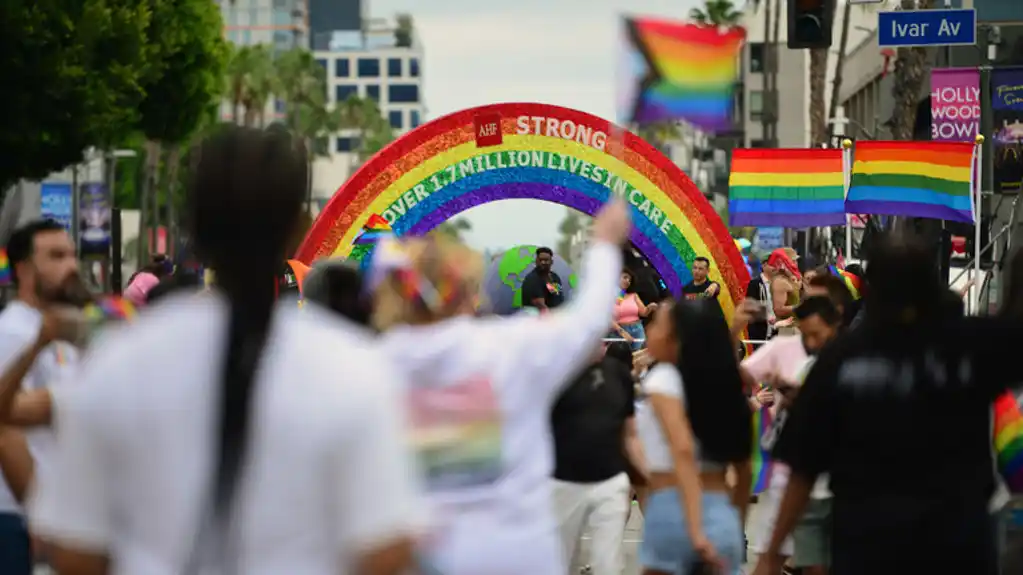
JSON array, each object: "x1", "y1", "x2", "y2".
[
  {"x1": 365, "y1": 199, "x2": 632, "y2": 575},
  {"x1": 741, "y1": 296, "x2": 843, "y2": 575},
  {"x1": 27, "y1": 126, "x2": 423, "y2": 575},
  {"x1": 0, "y1": 219, "x2": 83, "y2": 575}
]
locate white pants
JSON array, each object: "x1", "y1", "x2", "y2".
[{"x1": 551, "y1": 472, "x2": 630, "y2": 575}]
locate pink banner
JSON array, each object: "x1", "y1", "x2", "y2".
[{"x1": 930, "y1": 68, "x2": 980, "y2": 142}]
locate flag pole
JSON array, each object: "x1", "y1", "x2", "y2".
[
  {"x1": 842, "y1": 139, "x2": 853, "y2": 264},
  {"x1": 973, "y1": 134, "x2": 984, "y2": 314}
]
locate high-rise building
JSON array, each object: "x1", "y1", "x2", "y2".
[
  {"x1": 220, "y1": 0, "x2": 309, "y2": 51},
  {"x1": 309, "y1": 0, "x2": 362, "y2": 50},
  {"x1": 310, "y1": 20, "x2": 426, "y2": 207}
]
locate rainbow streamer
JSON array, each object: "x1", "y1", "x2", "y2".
[
  {"x1": 620, "y1": 18, "x2": 745, "y2": 132},
  {"x1": 994, "y1": 391, "x2": 1023, "y2": 492},
  {"x1": 751, "y1": 406, "x2": 773, "y2": 494},
  {"x1": 83, "y1": 296, "x2": 137, "y2": 323},
  {"x1": 354, "y1": 214, "x2": 393, "y2": 245},
  {"x1": 0, "y1": 248, "x2": 10, "y2": 286}
]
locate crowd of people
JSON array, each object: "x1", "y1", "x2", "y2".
[{"x1": 0, "y1": 125, "x2": 1019, "y2": 575}]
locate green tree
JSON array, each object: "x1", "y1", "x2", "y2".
[
  {"x1": 689, "y1": 0, "x2": 743, "y2": 25},
  {"x1": 290, "y1": 89, "x2": 343, "y2": 213},
  {"x1": 0, "y1": 0, "x2": 154, "y2": 190},
  {"x1": 395, "y1": 14, "x2": 414, "y2": 48},
  {"x1": 226, "y1": 45, "x2": 276, "y2": 126},
  {"x1": 135, "y1": 0, "x2": 228, "y2": 265},
  {"x1": 555, "y1": 209, "x2": 586, "y2": 264},
  {"x1": 434, "y1": 218, "x2": 472, "y2": 241},
  {"x1": 636, "y1": 121, "x2": 682, "y2": 153},
  {"x1": 336, "y1": 95, "x2": 395, "y2": 164}
]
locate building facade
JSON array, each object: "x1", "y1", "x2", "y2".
[
  {"x1": 220, "y1": 0, "x2": 309, "y2": 52},
  {"x1": 311, "y1": 24, "x2": 426, "y2": 204}
]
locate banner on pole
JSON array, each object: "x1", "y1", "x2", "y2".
[
  {"x1": 40, "y1": 183, "x2": 72, "y2": 232},
  {"x1": 992, "y1": 66, "x2": 1023, "y2": 195},
  {"x1": 930, "y1": 67, "x2": 980, "y2": 142},
  {"x1": 79, "y1": 183, "x2": 111, "y2": 256}
]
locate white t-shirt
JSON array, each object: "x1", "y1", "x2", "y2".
[
  {"x1": 0, "y1": 301, "x2": 79, "y2": 514},
  {"x1": 379, "y1": 241, "x2": 620, "y2": 575},
  {"x1": 636, "y1": 363, "x2": 685, "y2": 473},
  {"x1": 29, "y1": 295, "x2": 422, "y2": 575}
]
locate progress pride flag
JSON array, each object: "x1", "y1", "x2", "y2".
[{"x1": 931, "y1": 68, "x2": 980, "y2": 142}]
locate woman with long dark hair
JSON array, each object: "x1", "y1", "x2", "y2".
[
  {"x1": 27, "y1": 126, "x2": 421, "y2": 575},
  {"x1": 637, "y1": 298, "x2": 753, "y2": 575}
]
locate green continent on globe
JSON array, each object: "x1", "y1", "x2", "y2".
[{"x1": 498, "y1": 245, "x2": 538, "y2": 309}]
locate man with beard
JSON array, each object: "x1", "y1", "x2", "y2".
[
  {"x1": 0, "y1": 220, "x2": 82, "y2": 574},
  {"x1": 521, "y1": 246, "x2": 565, "y2": 312},
  {"x1": 741, "y1": 296, "x2": 843, "y2": 575}
]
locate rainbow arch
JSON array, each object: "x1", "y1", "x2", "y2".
[{"x1": 297, "y1": 103, "x2": 749, "y2": 319}]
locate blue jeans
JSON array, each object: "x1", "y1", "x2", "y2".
[
  {"x1": 0, "y1": 513, "x2": 32, "y2": 575},
  {"x1": 620, "y1": 321, "x2": 646, "y2": 351},
  {"x1": 640, "y1": 489, "x2": 744, "y2": 575}
]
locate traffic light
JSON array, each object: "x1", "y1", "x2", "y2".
[{"x1": 787, "y1": 0, "x2": 835, "y2": 49}]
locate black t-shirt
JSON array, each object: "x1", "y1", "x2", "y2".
[
  {"x1": 681, "y1": 280, "x2": 719, "y2": 301},
  {"x1": 745, "y1": 275, "x2": 769, "y2": 343},
  {"x1": 774, "y1": 316, "x2": 1023, "y2": 572},
  {"x1": 521, "y1": 269, "x2": 565, "y2": 310},
  {"x1": 551, "y1": 358, "x2": 636, "y2": 482}
]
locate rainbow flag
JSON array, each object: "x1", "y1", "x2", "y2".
[
  {"x1": 620, "y1": 18, "x2": 745, "y2": 132},
  {"x1": 827, "y1": 265, "x2": 863, "y2": 300},
  {"x1": 729, "y1": 149, "x2": 846, "y2": 227},
  {"x1": 353, "y1": 214, "x2": 393, "y2": 245},
  {"x1": 751, "y1": 406, "x2": 773, "y2": 494},
  {"x1": 994, "y1": 391, "x2": 1023, "y2": 493},
  {"x1": 846, "y1": 141, "x2": 977, "y2": 223},
  {"x1": 0, "y1": 248, "x2": 9, "y2": 286}
]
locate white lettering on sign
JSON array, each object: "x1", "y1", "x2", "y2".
[
  {"x1": 938, "y1": 19, "x2": 961, "y2": 38},
  {"x1": 931, "y1": 83, "x2": 980, "y2": 141},
  {"x1": 892, "y1": 21, "x2": 929, "y2": 39},
  {"x1": 515, "y1": 116, "x2": 608, "y2": 151},
  {"x1": 478, "y1": 122, "x2": 498, "y2": 138}
]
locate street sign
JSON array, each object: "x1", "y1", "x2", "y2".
[{"x1": 878, "y1": 9, "x2": 976, "y2": 48}]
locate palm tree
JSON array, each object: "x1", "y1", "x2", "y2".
[
  {"x1": 290, "y1": 89, "x2": 343, "y2": 213},
  {"x1": 275, "y1": 48, "x2": 328, "y2": 133},
  {"x1": 240, "y1": 44, "x2": 276, "y2": 127},
  {"x1": 395, "y1": 13, "x2": 414, "y2": 48},
  {"x1": 636, "y1": 121, "x2": 683, "y2": 153},
  {"x1": 827, "y1": 0, "x2": 855, "y2": 139},
  {"x1": 336, "y1": 95, "x2": 394, "y2": 165},
  {"x1": 689, "y1": 0, "x2": 743, "y2": 26},
  {"x1": 434, "y1": 217, "x2": 472, "y2": 241},
  {"x1": 809, "y1": 48, "x2": 829, "y2": 144}
]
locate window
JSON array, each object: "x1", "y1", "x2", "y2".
[
  {"x1": 273, "y1": 8, "x2": 291, "y2": 25},
  {"x1": 409, "y1": 58, "x2": 420, "y2": 77},
  {"x1": 749, "y1": 43, "x2": 765, "y2": 73},
  {"x1": 388, "y1": 84, "x2": 419, "y2": 104},
  {"x1": 336, "y1": 137, "x2": 361, "y2": 153},
  {"x1": 749, "y1": 90, "x2": 764, "y2": 120},
  {"x1": 388, "y1": 110, "x2": 403, "y2": 129},
  {"x1": 241, "y1": 30, "x2": 251, "y2": 44},
  {"x1": 273, "y1": 31, "x2": 292, "y2": 50},
  {"x1": 410, "y1": 110, "x2": 421, "y2": 128},
  {"x1": 249, "y1": 7, "x2": 258, "y2": 25},
  {"x1": 365, "y1": 85, "x2": 380, "y2": 101},
  {"x1": 316, "y1": 58, "x2": 327, "y2": 70},
  {"x1": 387, "y1": 58, "x2": 403, "y2": 77},
  {"x1": 334, "y1": 58, "x2": 350, "y2": 78},
  {"x1": 357, "y1": 58, "x2": 380, "y2": 77},
  {"x1": 335, "y1": 85, "x2": 357, "y2": 102}
]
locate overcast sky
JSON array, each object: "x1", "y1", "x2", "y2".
[{"x1": 369, "y1": 0, "x2": 703, "y2": 251}]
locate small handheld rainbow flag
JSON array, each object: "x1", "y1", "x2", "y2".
[
  {"x1": 827, "y1": 265, "x2": 863, "y2": 300},
  {"x1": 82, "y1": 296, "x2": 136, "y2": 344},
  {"x1": 751, "y1": 406, "x2": 773, "y2": 494},
  {"x1": 353, "y1": 214, "x2": 393, "y2": 245},
  {"x1": 994, "y1": 391, "x2": 1023, "y2": 493},
  {"x1": 0, "y1": 248, "x2": 10, "y2": 286},
  {"x1": 729, "y1": 149, "x2": 847, "y2": 227},
  {"x1": 847, "y1": 141, "x2": 977, "y2": 223}
]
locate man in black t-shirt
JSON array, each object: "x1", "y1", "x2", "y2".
[
  {"x1": 521, "y1": 246, "x2": 565, "y2": 311},
  {"x1": 681, "y1": 256, "x2": 721, "y2": 300},
  {"x1": 550, "y1": 348, "x2": 641, "y2": 575},
  {"x1": 752, "y1": 235, "x2": 1023, "y2": 575}
]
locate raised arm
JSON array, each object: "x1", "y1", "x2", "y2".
[{"x1": 507, "y1": 199, "x2": 631, "y2": 393}]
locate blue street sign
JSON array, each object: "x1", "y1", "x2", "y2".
[{"x1": 878, "y1": 9, "x2": 976, "y2": 48}]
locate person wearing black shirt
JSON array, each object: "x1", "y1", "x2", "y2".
[
  {"x1": 551, "y1": 344, "x2": 643, "y2": 575},
  {"x1": 521, "y1": 246, "x2": 565, "y2": 311},
  {"x1": 752, "y1": 234, "x2": 1023, "y2": 575},
  {"x1": 681, "y1": 256, "x2": 720, "y2": 300}
]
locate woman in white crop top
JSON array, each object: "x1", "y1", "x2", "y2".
[
  {"x1": 636, "y1": 298, "x2": 753, "y2": 575},
  {"x1": 365, "y1": 199, "x2": 633, "y2": 575}
]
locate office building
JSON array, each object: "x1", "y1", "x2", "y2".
[
  {"x1": 309, "y1": 0, "x2": 362, "y2": 50},
  {"x1": 311, "y1": 20, "x2": 426, "y2": 205},
  {"x1": 220, "y1": 0, "x2": 309, "y2": 52}
]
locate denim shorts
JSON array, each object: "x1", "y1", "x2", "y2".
[
  {"x1": 620, "y1": 321, "x2": 646, "y2": 351},
  {"x1": 640, "y1": 488, "x2": 744, "y2": 575}
]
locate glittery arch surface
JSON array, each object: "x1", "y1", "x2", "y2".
[{"x1": 296, "y1": 103, "x2": 749, "y2": 319}]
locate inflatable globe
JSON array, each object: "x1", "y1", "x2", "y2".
[{"x1": 482, "y1": 245, "x2": 578, "y2": 315}]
